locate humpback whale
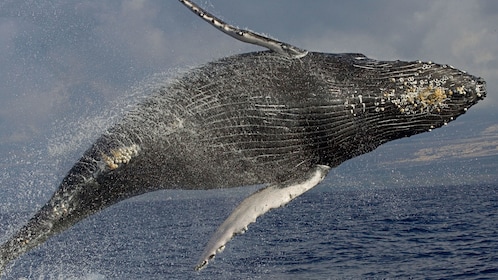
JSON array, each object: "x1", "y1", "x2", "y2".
[{"x1": 0, "y1": 0, "x2": 486, "y2": 274}]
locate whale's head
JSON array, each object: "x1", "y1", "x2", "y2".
[
  {"x1": 330, "y1": 55, "x2": 487, "y2": 139},
  {"x1": 378, "y1": 60, "x2": 486, "y2": 130}
]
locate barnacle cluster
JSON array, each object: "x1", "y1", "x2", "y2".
[
  {"x1": 383, "y1": 62, "x2": 456, "y2": 115},
  {"x1": 389, "y1": 85, "x2": 450, "y2": 114},
  {"x1": 102, "y1": 144, "x2": 140, "y2": 170}
]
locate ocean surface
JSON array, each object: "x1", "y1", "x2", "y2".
[{"x1": 1, "y1": 183, "x2": 497, "y2": 280}]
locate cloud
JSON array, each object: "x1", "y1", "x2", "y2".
[{"x1": 93, "y1": 0, "x2": 170, "y2": 66}]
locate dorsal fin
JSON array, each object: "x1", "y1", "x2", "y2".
[{"x1": 179, "y1": 0, "x2": 308, "y2": 58}]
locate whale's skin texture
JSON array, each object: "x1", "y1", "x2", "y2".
[{"x1": 0, "y1": 51, "x2": 486, "y2": 274}]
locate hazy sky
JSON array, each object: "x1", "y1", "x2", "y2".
[{"x1": 0, "y1": 0, "x2": 497, "y2": 205}]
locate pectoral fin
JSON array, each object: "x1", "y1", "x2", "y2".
[
  {"x1": 179, "y1": 0, "x2": 308, "y2": 58},
  {"x1": 195, "y1": 164, "x2": 331, "y2": 270}
]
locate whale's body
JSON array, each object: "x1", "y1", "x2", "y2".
[{"x1": 0, "y1": 1, "x2": 487, "y2": 275}]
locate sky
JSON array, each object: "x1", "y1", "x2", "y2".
[{"x1": 0, "y1": 0, "x2": 497, "y2": 206}]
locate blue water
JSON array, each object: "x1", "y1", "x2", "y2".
[{"x1": 1, "y1": 184, "x2": 497, "y2": 279}]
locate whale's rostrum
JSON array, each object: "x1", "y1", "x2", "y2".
[{"x1": 0, "y1": 0, "x2": 486, "y2": 275}]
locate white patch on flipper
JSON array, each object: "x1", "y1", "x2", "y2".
[{"x1": 194, "y1": 164, "x2": 331, "y2": 270}]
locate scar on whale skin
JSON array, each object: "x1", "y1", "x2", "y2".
[{"x1": 0, "y1": 0, "x2": 486, "y2": 275}]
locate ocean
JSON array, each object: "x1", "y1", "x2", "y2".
[{"x1": 1, "y1": 183, "x2": 497, "y2": 280}]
